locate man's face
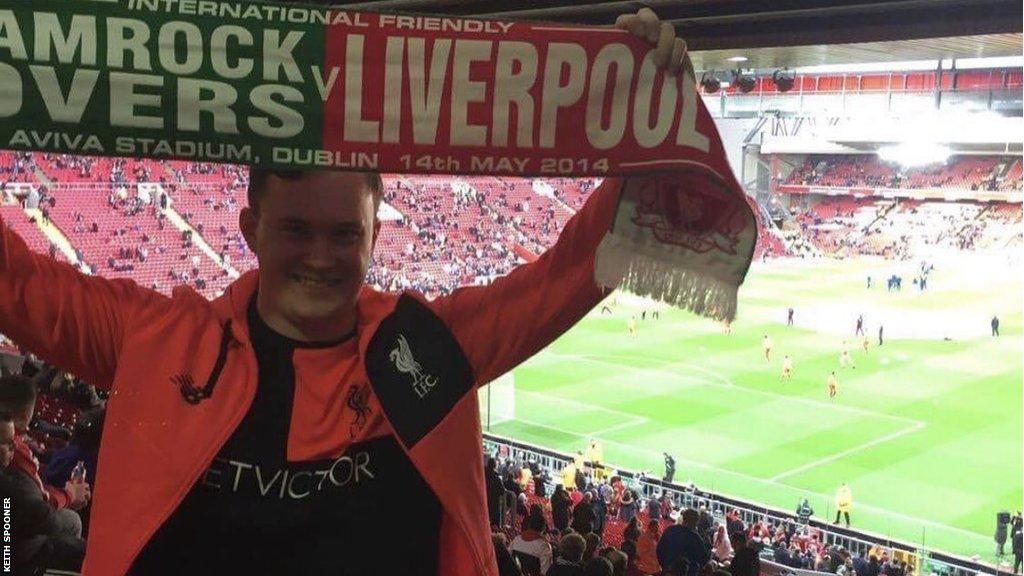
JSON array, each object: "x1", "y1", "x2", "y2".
[
  {"x1": 0, "y1": 420, "x2": 15, "y2": 468},
  {"x1": 241, "y1": 171, "x2": 380, "y2": 337},
  {"x1": 0, "y1": 402, "x2": 31, "y2": 434}
]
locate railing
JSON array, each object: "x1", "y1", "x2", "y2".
[{"x1": 482, "y1": 432, "x2": 1006, "y2": 576}]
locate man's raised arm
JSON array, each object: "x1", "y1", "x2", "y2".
[
  {"x1": 0, "y1": 218, "x2": 152, "y2": 390},
  {"x1": 428, "y1": 177, "x2": 622, "y2": 386}
]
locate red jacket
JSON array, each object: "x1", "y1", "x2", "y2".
[{"x1": 0, "y1": 178, "x2": 622, "y2": 575}]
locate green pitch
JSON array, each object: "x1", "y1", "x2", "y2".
[{"x1": 488, "y1": 256, "x2": 1022, "y2": 563}]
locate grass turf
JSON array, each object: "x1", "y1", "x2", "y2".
[{"x1": 488, "y1": 255, "x2": 1022, "y2": 563}]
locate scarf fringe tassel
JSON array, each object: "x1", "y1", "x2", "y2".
[{"x1": 594, "y1": 233, "x2": 737, "y2": 322}]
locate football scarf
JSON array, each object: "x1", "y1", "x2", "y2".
[{"x1": 0, "y1": 0, "x2": 756, "y2": 319}]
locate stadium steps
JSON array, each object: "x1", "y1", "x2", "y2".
[
  {"x1": 158, "y1": 185, "x2": 241, "y2": 280},
  {"x1": 861, "y1": 199, "x2": 898, "y2": 234},
  {"x1": 31, "y1": 164, "x2": 53, "y2": 187},
  {"x1": 22, "y1": 207, "x2": 87, "y2": 268}
]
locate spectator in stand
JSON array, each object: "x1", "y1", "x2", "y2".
[
  {"x1": 584, "y1": 533, "x2": 603, "y2": 564},
  {"x1": 660, "y1": 493, "x2": 675, "y2": 519},
  {"x1": 548, "y1": 532, "x2": 587, "y2": 576},
  {"x1": 493, "y1": 533, "x2": 524, "y2": 576},
  {"x1": 600, "y1": 547, "x2": 629, "y2": 576},
  {"x1": 1, "y1": 410, "x2": 86, "y2": 574},
  {"x1": 511, "y1": 513, "x2": 553, "y2": 575},
  {"x1": 712, "y1": 523, "x2": 733, "y2": 561},
  {"x1": 637, "y1": 519, "x2": 662, "y2": 575},
  {"x1": 623, "y1": 516, "x2": 641, "y2": 544},
  {"x1": 657, "y1": 509, "x2": 710, "y2": 576},
  {"x1": 729, "y1": 532, "x2": 759, "y2": 576},
  {"x1": 620, "y1": 488, "x2": 639, "y2": 522},
  {"x1": 573, "y1": 492, "x2": 598, "y2": 535},
  {"x1": 44, "y1": 407, "x2": 104, "y2": 489},
  {"x1": 647, "y1": 492, "x2": 661, "y2": 520},
  {"x1": 526, "y1": 503, "x2": 549, "y2": 534},
  {"x1": 618, "y1": 540, "x2": 643, "y2": 576},
  {"x1": 552, "y1": 484, "x2": 573, "y2": 532},
  {"x1": 591, "y1": 488, "x2": 608, "y2": 535},
  {"x1": 584, "y1": 556, "x2": 615, "y2": 576},
  {"x1": 697, "y1": 506, "x2": 714, "y2": 539},
  {"x1": 0, "y1": 375, "x2": 91, "y2": 521},
  {"x1": 851, "y1": 551, "x2": 869, "y2": 576}
]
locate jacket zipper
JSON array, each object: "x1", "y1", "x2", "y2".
[{"x1": 116, "y1": 334, "x2": 258, "y2": 574}]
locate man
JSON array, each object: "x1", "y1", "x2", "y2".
[
  {"x1": 0, "y1": 11, "x2": 689, "y2": 575},
  {"x1": 787, "y1": 307, "x2": 794, "y2": 326},
  {"x1": 839, "y1": 342, "x2": 855, "y2": 369},
  {"x1": 664, "y1": 453, "x2": 677, "y2": 483},
  {"x1": 657, "y1": 508, "x2": 710, "y2": 576},
  {"x1": 828, "y1": 371, "x2": 839, "y2": 399},
  {"x1": 878, "y1": 325, "x2": 884, "y2": 346},
  {"x1": 0, "y1": 375, "x2": 91, "y2": 517},
  {"x1": 795, "y1": 498, "x2": 814, "y2": 524},
  {"x1": 572, "y1": 492, "x2": 598, "y2": 535},
  {"x1": 628, "y1": 315, "x2": 638, "y2": 337},
  {"x1": 647, "y1": 491, "x2": 662, "y2": 520},
  {"x1": 992, "y1": 315, "x2": 1000, "y2": 337},
  {"x1": 780, "y1": 355, "x2": 794, "y2": 382},
  {"x1": 485, "y1": 457, "x2": 505, "y2": 527},
  {"x1": 835, "y1": 483, "x2": 853, "y2": 526},
  {"x1": 1012, "y1": 519, "x2": 1022, "y2": 574},
  {"x1": 509, "y1": 514, "x2": 552, "y2": 575},
  {"x1": 0, "y1": 411, "x2": 86, "y2": 573},
  {"x1": 548, "y1": 533, "x2": 587, "y2": 576},
  {"x1": 729, "y1": 532, "x2": 760, "y2": 576},
  {"x1": 586, "y1": 438, "x2": 605, "y2": 481},
  {"x1": 762, "y1": 334, "x2": 773, "y2": 362},
  {"x1": 862, "y1": 335, "x2": 870, "y2": 354},
  {"x1": 855, "y1": 315, "x2": 864, "y2": 336}
]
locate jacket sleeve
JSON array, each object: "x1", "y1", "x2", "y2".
[
  {"x1": 0, "y1": 216, "x2": 157, "y2": 390},
  {"x1": 7, "y1": 473, "x2": 60, "y2": 538},
  {"x1": 43, "y1": 483, "x2": 73, "y2": 510},
  {"x1": 429, "y1": 178, "x2": 621, "y2": 386}
]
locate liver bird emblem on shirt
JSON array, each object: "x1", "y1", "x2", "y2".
[{"x1": 388, "y1": 334, "x2": 438, "y2": 398}]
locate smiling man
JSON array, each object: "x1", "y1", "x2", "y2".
[
  {"x1": 0, "y1": 8, "x2": 690, "y2": 576},
  {"x1": 242, "y1": 170, "x2": 384, "y2": 342}
]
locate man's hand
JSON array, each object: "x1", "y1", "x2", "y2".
[
  {"x1": 615, "y1": 7, "x2": 688, "y2": 75},
  {"x1": 65, "y1": 480, "x2": 91, "y2": 510}
]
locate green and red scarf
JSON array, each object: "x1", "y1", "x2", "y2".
[{"x1": 0, "y1": 0, "x2": 756, "y2": 319}]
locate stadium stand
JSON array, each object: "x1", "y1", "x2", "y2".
[{"x1": 783, "y1": 154, "x2": 1021, "y2": 192}]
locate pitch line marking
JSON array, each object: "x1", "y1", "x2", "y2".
[
  {"x1": 520, "y1": 390, "x2": 648, "y2": 426},
  {"x1": 544, "y1": 350, "x2": 924, "y2": 427},
  {"x1": 767, "y1": 421, "x2": 926, "y2": 482}
]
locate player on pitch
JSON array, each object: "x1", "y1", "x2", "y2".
[{"x1": 780, "y1": 355, "x2": 794, "y2": 382}]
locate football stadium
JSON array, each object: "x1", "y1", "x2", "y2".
[{"x1": 0, "y1": 1, "x2": 1021, "y2": 575}]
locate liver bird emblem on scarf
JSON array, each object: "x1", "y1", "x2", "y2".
[{"x1": 388, "y1": 334, "x2": 438, "y2": 399}]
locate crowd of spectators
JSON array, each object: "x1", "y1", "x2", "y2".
[
  {"x1": 784, "y1": 155, "x2": 1022, "y2": 192},
  {"x1": 0, "y1": 354, "x2": 107, "y2": 573},
  {"x1": 485, "y1": 453, "x2": 912, "y2": 576},
  {"x1": 782, "y1": 195, "x2": 1021, "y2": 260}
]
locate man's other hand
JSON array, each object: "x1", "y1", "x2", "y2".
[{"x1": 66, "y1": 480, "x2": 92, "y2": 510}]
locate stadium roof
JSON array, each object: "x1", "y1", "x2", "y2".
[{"x1": 334, "y1": 0, "x2": 1023, "y2": 71}]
